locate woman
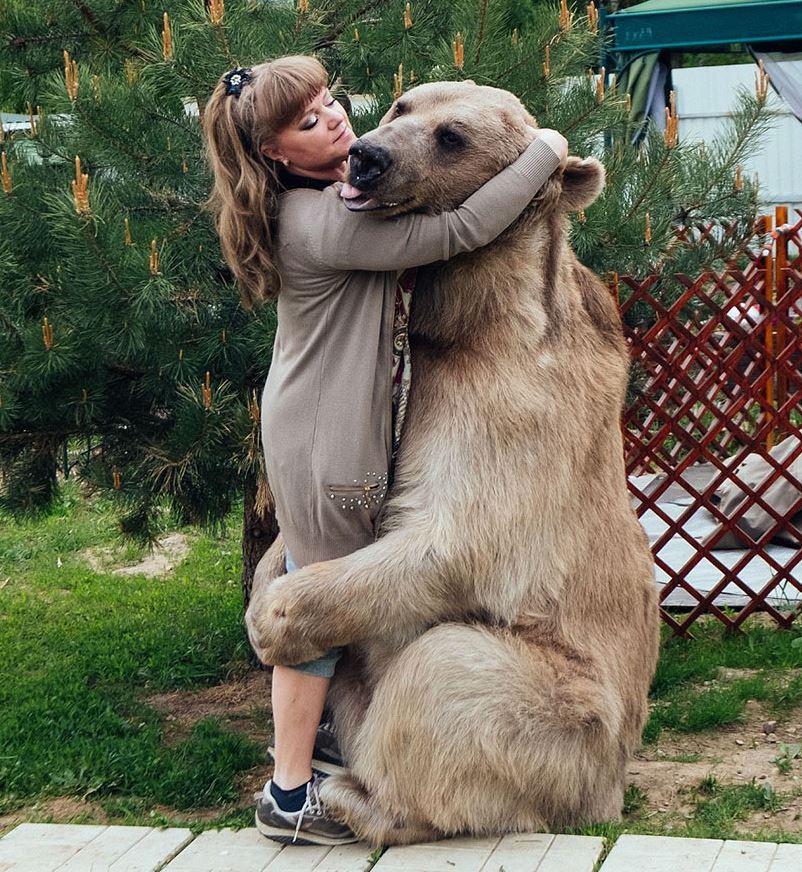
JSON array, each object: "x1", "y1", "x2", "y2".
[{"x1": 202, "y1": 55, "x2": 566, "y2": 846}]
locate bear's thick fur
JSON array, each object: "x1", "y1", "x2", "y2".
[{"x1": 246, "y1": 81, "x2": 659, "y2": 845}]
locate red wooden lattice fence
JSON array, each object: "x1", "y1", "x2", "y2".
[{"x1": 620, "y1": 207, "x2": 802, "y2": 634}]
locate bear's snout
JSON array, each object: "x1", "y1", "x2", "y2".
[{"x1": 349, "y1": 140, "x2": 392, "y2": 191}]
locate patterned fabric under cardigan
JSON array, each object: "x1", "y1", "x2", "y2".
[{"x1": 391, "y1": 268, "x2": 416, "y2": 466}]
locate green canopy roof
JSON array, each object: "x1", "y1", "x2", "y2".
[{"x1": 609, "y1": 0, "x2": 802, "y2": 52}]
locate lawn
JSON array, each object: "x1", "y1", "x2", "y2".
[
  {"x1": 0, "y1": 480, "x2": 261, "y2": 833},
  {"x1": 1, "y1": 481, "x2": 801, "y2": 842}
]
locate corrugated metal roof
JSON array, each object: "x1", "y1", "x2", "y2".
[{"x1": 0, "y1": 112, "x2": 33, "y2": 131}]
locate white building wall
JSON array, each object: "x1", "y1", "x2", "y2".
[{"x1": 672, "y1": 63, "x2": 802, "y2": 214}]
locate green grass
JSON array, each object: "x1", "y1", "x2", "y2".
[
  {"x1": 651, "y1": 622, "x2": 802, "y2": 698},
  {"x1": 691, "y1": 778, "x2": 783, "y2": 836},
  {"x1": 772, "y1": 742, "x2": 802, "y2": 776},
  {"x1": 579, "y1": 777, "x2": 800, "y2": 854},
  {"x1": 0, "y1": 481, "x2": 261, "y2": 826},
  {"x1": 661, "y1": 753, "x2": 703, "y2": 763},
  {"x1": 643, "y1": 622, "x2": 802, "y2": 744}
]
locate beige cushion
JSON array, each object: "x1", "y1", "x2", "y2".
[{"x1": 704, "y1": 435, "x2": 802, "y2": 549}]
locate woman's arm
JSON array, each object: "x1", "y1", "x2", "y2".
[{"x1": 287, "y1": 137, "x2": 562, "y2": 272}]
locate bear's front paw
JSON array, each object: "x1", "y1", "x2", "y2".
[{"x1": 245, "y1": 576, "x2": 329, "y2": 666}]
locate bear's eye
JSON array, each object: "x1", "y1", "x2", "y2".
[
  {"x1": 394, "y1": 102, "x2": 406, "y2": 116},
  {"x1": 437, "y1": 128, "x2": 465, "y2": 149}
]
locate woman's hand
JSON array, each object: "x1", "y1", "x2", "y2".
[{"x1": 526, "y1": 126, "x2": 568, "y2": 167}]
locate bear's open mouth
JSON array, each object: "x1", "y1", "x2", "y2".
[{"x1": 340, "y1": 182, "x2": 410, "y2": 212}]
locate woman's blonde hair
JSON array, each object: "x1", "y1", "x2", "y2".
[{"x1": 202, "y1": 55, "x2": 328, "y2": 309}]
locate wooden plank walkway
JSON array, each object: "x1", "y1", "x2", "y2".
[
  {"x1": 601, "y1": 835, "x2": 802, "y2": 871},
  {"x1": 1, "y1": 823, "x2": 801, "y2": 871}
]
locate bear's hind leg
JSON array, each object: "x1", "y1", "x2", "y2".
[
  {"x1": 320, "y1": 772, "x2": 441, "y2": 847},
  {"x1": 328, "y1": 643, "x2": 410, "y2": 766},
  {"x1": 345, "y1": 623, "x2": 623, "y2": 840}
]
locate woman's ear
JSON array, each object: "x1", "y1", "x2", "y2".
[
  {"x1": 262, "y1": 143, "x2": 286, "y2": 163},
  {"x1": 559, "y1": 157, "x2": 605, "y2": 211}
]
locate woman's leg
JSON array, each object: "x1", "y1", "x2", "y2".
[
  {"x1": 270, "y1": 549, "x2": 341, "y2": 789},
  {"x1": 270, "y1": 665, "x2": 330, "y2": 789},
  {"x1": 256, "y1": 550, "x2": 355, "y2": 844}
]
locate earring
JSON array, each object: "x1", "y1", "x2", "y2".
[{"x1": 282, "y1": 159, "x2": 290, "y2": 166}]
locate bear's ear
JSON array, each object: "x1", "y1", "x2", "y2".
[{"x1": 558, "y1": 156, "x2": 605, "y2": 211}]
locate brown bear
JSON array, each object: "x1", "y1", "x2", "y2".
[{"x1": 246, "y1": 80, "x2": 659, "y2": 845}]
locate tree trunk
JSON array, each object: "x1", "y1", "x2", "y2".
[{"x1": 241, "y1": 474, "x2": 279, "y2": 611}]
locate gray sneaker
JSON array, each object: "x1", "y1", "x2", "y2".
[
  {"x1": 255, "y1": 776, "x2": 357, "y2": 846},
  {"x1": 311, "y1": 721, "x2": 345, "y2": 775},
  {"x1": 267, "y1": 721, "x2": 346, "y2": 777}
]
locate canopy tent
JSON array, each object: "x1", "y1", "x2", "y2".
[
  {"x1": 604, "y1": 0, "x2": 802, "y2": 139},
  {"x1": 607, "y1": 0, "x2": 802, "y2": 55}
]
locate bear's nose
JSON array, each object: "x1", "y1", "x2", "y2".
[{"x1": 348, "y1": 140, "x2": 392, "y2": 190}]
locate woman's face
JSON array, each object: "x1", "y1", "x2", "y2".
[{"x1": 265, "y1": 87, "x2": 357, "y2": 176}]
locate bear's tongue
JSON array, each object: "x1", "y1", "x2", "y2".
[
  {"x1": 340, "y1": 182, "x2": 379, "y2": 211},
  {"x1": 340, "y1": 182, "x2": 365, "y2": 200}
]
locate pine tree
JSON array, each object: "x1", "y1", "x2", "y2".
[{"x1": 0, "y1": 0, "x2": 770, "y2": 602}]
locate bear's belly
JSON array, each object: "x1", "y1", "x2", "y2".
[
  {"x1": 383, "y1": 337, "x2": 641, "y2": 608},
  {"x1": 386, "y1": 344, "x2": 555, "y2": 536}
]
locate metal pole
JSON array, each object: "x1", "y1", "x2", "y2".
[
  {"x1": 763, "y1": 214, "x2": 775, "y2": 451},
  {"x1": 775, "y1": 205, "x2": 789, "y2": 429}
]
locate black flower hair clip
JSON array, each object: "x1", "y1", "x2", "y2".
[{"x1": 223, "y1": 67, "x2": 253, "y2": 98}]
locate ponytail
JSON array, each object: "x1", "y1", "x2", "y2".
[{"x1": 202, "y1": 56, "x2": 328, "y2": 309}]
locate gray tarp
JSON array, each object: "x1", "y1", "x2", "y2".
[
  {"x1": 617, "y1": 52, "x2": 670, "y2": 144},
  {"x1": 704, "y1": 435, "x2": 802, "y2": 549}
]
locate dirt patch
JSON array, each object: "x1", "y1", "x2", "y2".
[
  {"x1": 144, "y1": 670, "x2": 274, "y2": 807},
  {"x1": 82, "y1": 532, "x2": 191, "y2": 577},
  {"x1": 144, "y1": 670, "x2": 272, "y2": 743},
  {"x1": 628, "y1": 698, "x2": 802, "y2": 834},
  {"x1": 718, "y1": 667, "x2": 761, "y2": 682},
  {"x1": 0, "y1": 796, "x2": 109, "y2": 836}
]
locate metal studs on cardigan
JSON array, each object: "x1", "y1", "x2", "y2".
[{"x1": 326, "y1": 472, "x2": 388, "y2": 511}]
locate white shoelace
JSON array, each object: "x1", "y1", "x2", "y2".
[{"x1": 292, "y1": 777, "x2": 324, "y2": 844}]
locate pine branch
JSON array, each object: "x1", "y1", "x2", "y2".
[
  {"x1": 70, "y1": 0, "x2": 105, "y2": 35},
  {"x1": 7, "y1": 32, "x2": 86, "y2": 48},
  {"x1": 77, "y1": 218, "x2": 131, "y2": 301},
  {"x1": 314, "y1": 0, "x2": 386, "y2": 50},
  {"x1": 105, "y1": 362, "x2": 147, "y2": 379},
  {"x1": 679, "y1": 100, "x2": 767, "y2": 218},
  {"x1": 474, "y1": 0, "x2": 489, "y2": 66},
  {"x1": 73, "y1": 103, "x2": 150, "y2": 166},
  {"x1": 622, "y1": 149, "x2": 671, "y2": 225},
  {"x1": 0, "y1": 429, "x2": 79, "y2": 444},
  {"x1": 68, "y1": 0, "x2": 150, "y2": 62}
]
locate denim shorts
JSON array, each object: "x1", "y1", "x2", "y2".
[{"x1": 283, "y1": 550, "x2": 344, "y2": 679}]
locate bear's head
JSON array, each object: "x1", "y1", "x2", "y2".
[{"x1": 341, "y1": 80, "x2": 603, "y2": 219}]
